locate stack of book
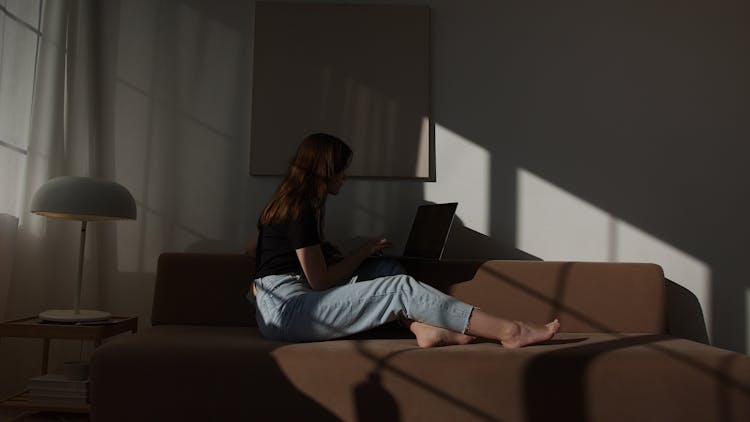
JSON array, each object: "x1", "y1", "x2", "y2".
[{"x1": 27, "y1": 373, "x2": 88, "y2": 405}]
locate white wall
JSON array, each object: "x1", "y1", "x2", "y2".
[{"x1": 97, "y1": 0, "x2": 750, "y2": 354}]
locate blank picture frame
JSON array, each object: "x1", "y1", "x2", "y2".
[{"x1": 250, "y1": 2, "x2": 432, "y2": 178}]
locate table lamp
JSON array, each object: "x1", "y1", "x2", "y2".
[{"x1": 30, "y1": 176, "x2": 137, "y2": 322}]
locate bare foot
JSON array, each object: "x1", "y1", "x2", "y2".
[
  {"x1": 409, "y1": 321, "x2": 476, "y2": 348},
  {"x1": 500, "y1": 319, "x2": 560, "y2": 349}
]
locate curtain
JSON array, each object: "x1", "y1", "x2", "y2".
[{"x1": 0, "y1": 0, "x2": 100, "y2": 398}]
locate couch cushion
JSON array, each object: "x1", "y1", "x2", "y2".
[
  {"x1": 90, "y1": 325, "x2": 340, "y2": 421},
  {"x1": 271, "y1": 332, "x2": 750, "y2": 422},
  {"x1": 91, "y1": 326, "x2": 749, "y2": 422}
]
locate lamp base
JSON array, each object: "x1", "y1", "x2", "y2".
[{"x1": 39, "y1": 309, "x2": 112, "y2": 323}]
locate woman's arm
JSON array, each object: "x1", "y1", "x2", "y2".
[{"x1": 296, "y1": 238, "x2": 391, "y2": 290}]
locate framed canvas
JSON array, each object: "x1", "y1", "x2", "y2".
[{"x1": 250, "y1": 2, "x2": 432, "y2": 178}]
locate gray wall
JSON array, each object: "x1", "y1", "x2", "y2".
[{"x1": 97, "y1": 0, "x2": 750, "y2": 353}]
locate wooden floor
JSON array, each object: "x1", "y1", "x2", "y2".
[{"x1": 0, "y1": 409, "x2": 89, "y2": 421}]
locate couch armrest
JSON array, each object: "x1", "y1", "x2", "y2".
[{"x1": 152, "y1": 253, "x2": 256, "y2": 326}]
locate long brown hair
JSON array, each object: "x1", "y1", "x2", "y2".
[{"x1": 259, "y1": 133, "x2": 352, "y2": 228}]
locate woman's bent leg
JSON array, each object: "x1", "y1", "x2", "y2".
[
  {"x1": 274, "y1": 273, "x2": 561, "y2": 347},
  {"x1": 280, "y1": 274, "x2": 473, "y2": 342}
]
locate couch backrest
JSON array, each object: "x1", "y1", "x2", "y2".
[
  {"x1": 405, "y1": 260, "x2": 667, "y2": 334},
  {"x1": 152, "y1": 253, "x2": 666, "y2": 333},
  {"x1": 152, "y1": 253, "x2": 256, "y2": 327}
]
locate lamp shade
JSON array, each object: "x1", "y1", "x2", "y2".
[{"x1": 31, "y1": 176, "x2": 137, "y2": 221}]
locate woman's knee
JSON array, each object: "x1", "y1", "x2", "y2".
[{"x1": 390, "y1": 274, "x2": 420, "y2": 294}]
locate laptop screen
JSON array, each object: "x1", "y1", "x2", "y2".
[{"x1": 403, "y1": 203, "x2": 457, "y2": 259}]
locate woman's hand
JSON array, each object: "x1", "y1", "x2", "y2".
[
  {"x1": 297, "y1": 238, "x2": 392, "y2": 291},
  {"x1": 357, "y1": 238, "x2": 392, "y2": 256}
]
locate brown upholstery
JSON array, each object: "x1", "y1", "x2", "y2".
[
  {"x1": 151, "y1": 253, "x2": 255, "y2": 327},
  {"x1": 406, "y1": 260, "x2": 667, "y2": 333},
  {"x1": 90, "y1": 325, "x2": 340, "y2": 421},
  {"x1": 271, "y1": 333, "x2": 750, "y2": 422},
  {"x1": 152, "y1": 254, "x2": 666, "y2": 333},
  {"x1": 90, "y1": 253, "x2": 750, "y2": 422}
]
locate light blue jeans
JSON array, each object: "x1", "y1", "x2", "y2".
[{"x1": 249, "y1": 259, "x2": 475, "y2": 342}]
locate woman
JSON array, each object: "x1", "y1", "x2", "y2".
[{"x1": 248, "y1": 133, "x2": 559, "y2": 348}]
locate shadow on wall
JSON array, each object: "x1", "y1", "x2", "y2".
[
  {"x1": 102, "y1": 0, "x2": 258, "y2": 267},
  {"x1": 429, "y1": 0, "x2": 749, "y2": 353},
  {"x1": 96, "y1": 0, "x2": 260, "y2": 322}
]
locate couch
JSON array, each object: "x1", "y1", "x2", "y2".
[{"x1": 90, "y1": 253, "x2": 750, "y2": 421}]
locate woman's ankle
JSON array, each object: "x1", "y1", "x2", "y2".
[
  {"x1": 410, "y1": 321, "x2": 474, "y2": 348},
  {"x1": 498, "y1": 320, "x2": 521, "y2": 343}
]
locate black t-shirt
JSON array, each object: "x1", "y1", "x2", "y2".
[{"x1": 254, "y1": 205, "x2": 321, "y2": 278}]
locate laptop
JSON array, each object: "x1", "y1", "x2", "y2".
[{"x1": 371, "y1": 202, "x2": 458, "y2": 261}]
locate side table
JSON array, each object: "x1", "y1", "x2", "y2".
[{"x1": 0, "y1": 316, "x2": 138, "y2": 414}]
